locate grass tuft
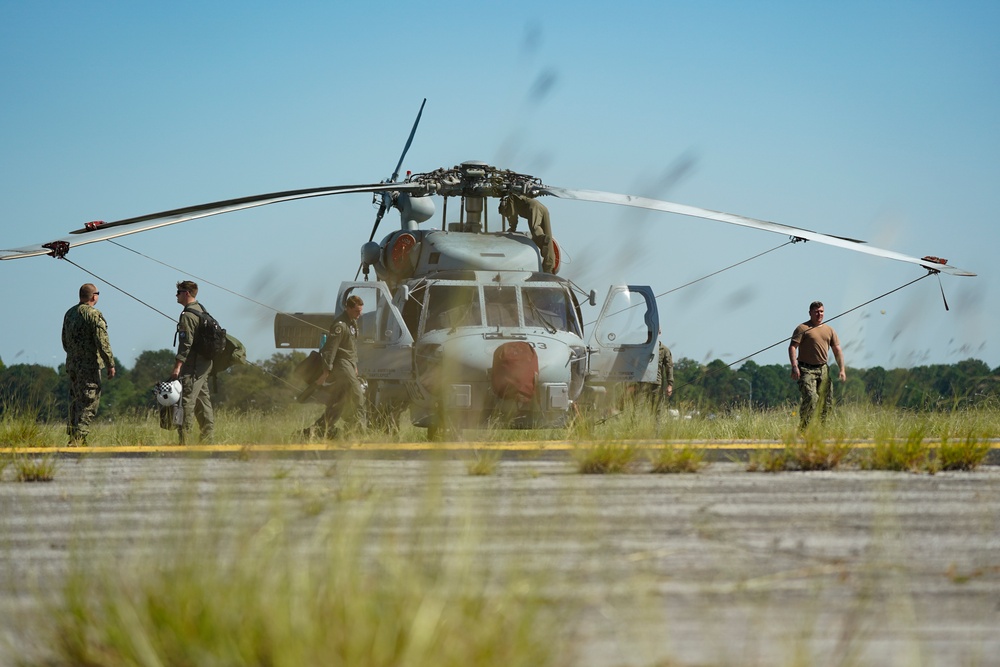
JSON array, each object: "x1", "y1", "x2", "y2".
[
  {"x1": 466, "y1": 449, "x2": 502, "y2": 476},
  {"x1": 0, "y1": 409, "x2": 48, "y2": 447},
  {"x1": 14, "y1": 454, "x2": 57, "y2": 482},
  {"x1": 574, "y1": 441, "x2": 638, "y2": 474},
  {"x1": 647, "y1": 445, "x2": 707, "y2": 473},
  {"x1": 746, "y1": 448, "x2": 791, "y2": 473},
  {"x1": 861, "y1": 424, "x2": 930, "y2": 472},
  {"x1": 935, "y1": 433, "x2": 991, "y2": 471}
]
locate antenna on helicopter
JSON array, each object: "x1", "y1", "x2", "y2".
[{"x1": 357, "y1": 98, "x2": 427, "y2": 280}]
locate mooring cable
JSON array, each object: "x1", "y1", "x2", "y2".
[
  {"x1": 108, "y1": 240, "x2": 332, "y2": 334},
  {"x1": 584, "y1": 239, "x2": 795, "y2": 328},
  {"x1": 673, "y1": 271, "x2": 937, "y2": 394},
  {"x1": 58, "y1": 256, "x2": 176, "y2": 322},
  {"x1": 61, "y1": 253, "x2": 302, "y2": 392}
]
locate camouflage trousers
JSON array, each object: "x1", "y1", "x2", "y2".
[
  {"x1": 797, "y1": 363, "x2": 832, "y2": 430},
  {"x1": 67, "y1": 367, "x2": 102, "y2": 441}
]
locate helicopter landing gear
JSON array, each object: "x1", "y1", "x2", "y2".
[{"x1": 427, "y1": 405, "x2": 463, "y2": 442}]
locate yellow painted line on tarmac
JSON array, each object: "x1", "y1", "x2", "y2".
[
  {"x1": 1, "y1": 440, "x2": 997, "y2": 456},
  {"x1": 0, "y1": 441, "x2": 800, "y2": 455}
]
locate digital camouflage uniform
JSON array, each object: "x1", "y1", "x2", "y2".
[
  {"x1": 638, "y1": 342, "x2": 673, "y2": 410},
  {"x1": 175, "y1": 301, "x2": 214, "y2": 443},
  {"x1": 309, "y1": 310, "x2": 366, "y2": 437},
  {"x1": 62, "y1": 303, "x2": 114, "y2": 442}
]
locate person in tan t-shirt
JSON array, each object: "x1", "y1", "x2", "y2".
[{"x1": 788, "y1": 301, "x2": 846, "y2": 430}]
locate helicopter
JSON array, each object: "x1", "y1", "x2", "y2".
[{"x1": 0, "y1": 106, "x2": 975, "y2": 438}]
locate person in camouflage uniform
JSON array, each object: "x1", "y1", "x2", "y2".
[
  {"x1": 637, "y1": 332, "x2": 674, "y2": 410},
  {"x1": 654, "y1": 341, "x2": 674, "y2": 406},
  {"x1": 170, "y1": 280, "x2": 214, "y2": 444},
  {"x1": 61, "y1": 283, "x2": 116, "y2": 444},
  {"x1": 789, "y1": 300, "x2": 846, "y2": 430},
  {"x1": 303, "y1": 294, "x2": 367, "y2": 439}
]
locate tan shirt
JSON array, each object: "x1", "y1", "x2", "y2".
[{"x1": 791, "y1": 322, "x2": 840, "y2": 366}]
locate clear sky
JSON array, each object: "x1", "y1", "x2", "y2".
[{"x1": 2, "y1": 1, "x2": 997, "y2": 374}]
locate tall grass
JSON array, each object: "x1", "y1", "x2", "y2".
[
  {"x1": 0, "y1": 408, "x2": 49, "y2": 447},
  {"x1": 2, "y1": 403, "x2": 998, "y2": 454},
  {"x1": 50, "y1": 481, "x2": 565, "y2": 667}
]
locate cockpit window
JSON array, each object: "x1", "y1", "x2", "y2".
[
  {"x1": 523, "y1": 286, "x2": 578, "y2": 335},
  {"x1": 483, "y1": 286, "x2": 520, "y2": 327},
  {"x1": 425, "y1": 285, "x2": 482, "y2": 331}
]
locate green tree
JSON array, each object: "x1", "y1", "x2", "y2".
[
  {"x1": 110, "y1": 349, "x2": 176, "y2": 414},
  {"x1": 214, "y1": 351, "x2": 306, "y2": 412},
  {"x1": 863, "y1": 366, "x2": 888, "y2": 404},
  {"x1": 673, "y1": 357, "x2": 706, "y2": 408},
  {"x1": 0, "y1": 364, "x2": 63, "y2": 420},
  {"x1": 130, "y1": 350, "x2": 177, "y2": 393}
]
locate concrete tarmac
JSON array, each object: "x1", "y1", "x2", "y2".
[{"x1": 0, "y1": 447, "x2": 997, "y2": 666}]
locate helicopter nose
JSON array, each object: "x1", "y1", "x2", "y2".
[{"x1": 490, "y1": 342, "x2": 538, "y2": 404}]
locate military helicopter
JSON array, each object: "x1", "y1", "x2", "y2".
[{"x1": 0, "y1": 104, "x2": 975, "y2": 437}]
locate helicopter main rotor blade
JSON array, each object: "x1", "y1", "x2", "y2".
[
  {"x1": 368, "y1": 98, "x2": 428, "y2": 245},
  {"x1": 540, "y1": 186, "x2": 976, "y2": 277},
  {"x1": 0, "y1": 182, "x2": 427, "y2": 261},
  {"x1": 391, "y1": 98, "x2": 426, "y2": 185}
]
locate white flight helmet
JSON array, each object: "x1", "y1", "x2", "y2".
[{"x1": 153, "y1": 380, "x2": 182, "y2": 407}]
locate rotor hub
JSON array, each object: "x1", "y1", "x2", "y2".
[{"x1": 407, "y1": 162, "x2": 543, "y2": 199}]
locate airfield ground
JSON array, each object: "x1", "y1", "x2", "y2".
[{"x1": 0, "y1": 443, "x2": 997, "y2": 666}]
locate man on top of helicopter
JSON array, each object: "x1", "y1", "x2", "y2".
[{"x1": 499, "y1": 193, "x2": 556, "y2": 273}]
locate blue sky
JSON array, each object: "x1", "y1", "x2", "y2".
[{"x1": 2, "y1": 1, "x2": 997, "y2": 373}]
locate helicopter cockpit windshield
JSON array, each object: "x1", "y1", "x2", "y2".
[
  {"x1": 521, "y1": 286, "x2": 580, "y2": 336},
  {"x1": 426, "y1": 285, "x2": 483, "y2": 331},
  {"x1": 421, "y1": 281, "x2": 581, "y2": 336}
]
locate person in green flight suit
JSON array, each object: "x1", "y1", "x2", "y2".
[
  {"x1": 303, "y1": 294, "x2": 367, "y2": 439},
  {"x1": 170, "y1": 280, "x2": 215, "y2": 444}
]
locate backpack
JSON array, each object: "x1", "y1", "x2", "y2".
[
  {"x1": 213, "y1": 333, "x2": 247, "y2": 376},
  {"x1": 185, "y1": 305, "x2": 227, "y2": 360}
]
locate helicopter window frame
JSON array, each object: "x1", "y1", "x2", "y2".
[
  {"x1": 422, "y1": 282, "x2": 485, "y2": 334},
  {"x1": 483, "y1": 285, "x2": 521, "y2": 328},
  {"x1": 521, "y1": 285, "x2": 579, "y2": 336},
  {"x1": 402, "y1": 283, "x2": 426, "y2": 338}
]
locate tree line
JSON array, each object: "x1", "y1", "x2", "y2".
[{"x1": 0, "y1": 352, "x2": 997, "y2": 422}]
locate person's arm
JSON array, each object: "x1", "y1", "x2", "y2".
[
  {"x1": 833, "y1": 343, "x2": 846, "y2": 382},
  {"x1": 788, "y1": 341, "x2": 800, "y2": 380},
  {"x1": 95, "y1": 313, "x2": 115, "y2": 378},
  {"x1": 663, "y1": 348, "x2": 674, "y2": 398},
  {"x1": 171, "y1": 311, "x2": 197, "y2": 380},
  {"x1": 61, "y1": 309, "x2": 71, "y2": 353},
  {"x1": 316, "y1": 322, "x2": 345, "y2": 382}
]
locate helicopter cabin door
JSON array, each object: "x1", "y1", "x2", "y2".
[
  {"x1": 335, "y1": 281, "x2": 414, "y2": 381},
  {"x1": 586, "y1": 285, "x2": 659, "y2": 383}
]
